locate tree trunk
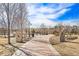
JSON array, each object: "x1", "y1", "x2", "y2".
[
  {"x1": 7, "y1": 3, "x2": 11, "y2": 44},
  {"x1": 60, "y1": 28, "x2": 65, "y2": 42}
]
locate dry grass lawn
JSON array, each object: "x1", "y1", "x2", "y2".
[
  {"x1": 0, "y1": 37, "x2": 24, "y2": 56},
  {"x1": 1, "y1": 34, "x2": 79, "y2": 56},
  {"x1": 0, "y1": 37, "x2": 8, "y2": 45},
  {"x1": 0, "y1": 37, "x2": 14, "y2": 55},
  {"x1": 52, "y1": 35, "x2": 79, "y2": 56}
]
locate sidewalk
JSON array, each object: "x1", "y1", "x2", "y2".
[{"x1": 13, "y1": 35, "x2": 60, "y2": 56}]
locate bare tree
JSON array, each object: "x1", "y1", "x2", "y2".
[
  {"x1": 0, "y1": 10, "x2": 7, "y2": 36},
  {"x1": 0, "y1": 3, "x2": 29, "y2": 42},
  {"x1": 40, "y1": 24, "x2": 47, "y2": 35},
  {"x1": 0, "y1": 3, "x2": 31, "y2": 55},
  {"x1": 13, "y1": 3, "x2": 28, "y2": 42},
  {"x1": 0, "y1": 3, "x2": 18, "y2": 39}
]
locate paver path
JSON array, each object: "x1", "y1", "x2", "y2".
[{"x1": 13, "y1": 35, "x2": 60, "y2": 56}]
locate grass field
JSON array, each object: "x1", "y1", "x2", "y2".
[
  {"x1": 52, "y1": 35, "x2": 79, "y2": 56},
  {"x1": 0, "y1": 37, "x2": 8, "y2": 45},
  {"x1": 1, "y1": 34, "x2": 79, "y2": 56},
  {"x1": 0, "y1": 37, "x2": 24, "y2": 56}
]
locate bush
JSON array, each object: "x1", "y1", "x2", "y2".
[
  {"x1": 67, "y1": 35, "x2": 78, "y2": 40},
  {"x1": 53, "y1": 30, "x2": 60, "y2": 36},
  {"x1": 49, "y1": 36, "x2": 60, "y2": 45}
]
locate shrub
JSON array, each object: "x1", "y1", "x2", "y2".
[
  {"x1": 49, "y1": 36, "x2": 60, "y2": 45},
  {"x1": 67, "y1": 35, "x2": 78, "y2": 40}
]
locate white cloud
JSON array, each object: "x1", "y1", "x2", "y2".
[
  {"x1": 27, "y1": 3, "x2": 74, "y2": 15},
  {"x1": 30, "y1": 17, "x2": 58, "y2": 28},
  {"x1": 36, "y1": 7, "x2": 56, "y2": 13},
  {"x1": 27, "y1": 3, "x2": 75, "y2": 28},
  {"x1": 28, "y1": 8, "x2": 70, "y2": 28},
  {"x1": 45, "y1": 8, "x2": 70, "y2": 19},
  {"x1": 62, "y1": 20, "x2": 79, "y2": 26},
  {"x1": 29, "y1": 13, "x2": 58, "y2": 28}
]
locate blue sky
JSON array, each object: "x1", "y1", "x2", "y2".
[
  {"x1": 27, "y1": 3, "x2": 79, "y2": 28},
  {"x1": 57, "y1": 3, "x2": 79, "y2": 21}
]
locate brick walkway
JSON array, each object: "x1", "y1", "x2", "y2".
[{"x1": 13, "y1": 35, "x2": 60, "y2": 56}]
